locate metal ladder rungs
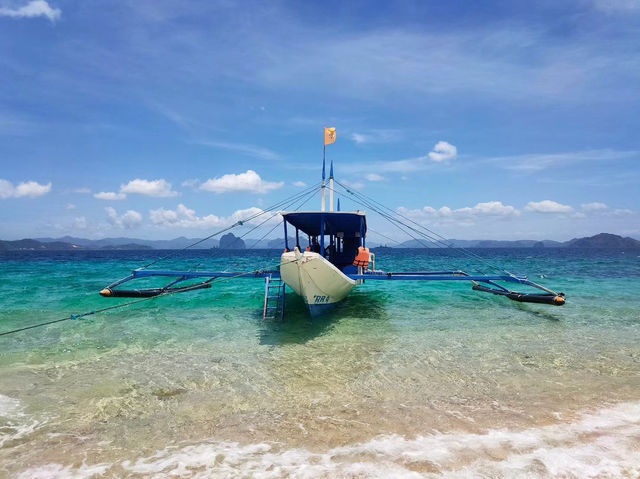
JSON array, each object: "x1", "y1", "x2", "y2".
[{"x1": 263, "y1": 275, "x2": 285, "y2": 321}]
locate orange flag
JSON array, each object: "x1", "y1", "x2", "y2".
[{"x1": 324, "y1": 127, "x2": 336, "y2": 145}]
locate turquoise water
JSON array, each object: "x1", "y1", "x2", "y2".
[{"x1": 1, "y1": 248, "x2": 639, "y2": 477}]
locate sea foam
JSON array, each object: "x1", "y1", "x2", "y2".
[
  {"x1": 0, "y1": 394, "x2": 47, "y2": 449},
  {"x1": 14, "y1": 401, "x2": 640, "y2": 478}
]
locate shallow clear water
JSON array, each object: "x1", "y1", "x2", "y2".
[{"x1": 1, "y1": 248, "x2": 639, "y2": 477}]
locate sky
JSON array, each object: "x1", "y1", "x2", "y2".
[{"x1": 1, "y1": 0, "x2": 639, "y2": 242}]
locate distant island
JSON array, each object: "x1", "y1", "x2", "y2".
[
  {"x1": 99, "y1": 243, "x2": 153, "y2": 250},
  {"x1": 218, "y1": 233, "x2": 246, "y2": 249},
  {"x1": 392, "y1": 233, "x2": 640, "y2": 249},
  {"x1": 0, "y1": 232, "x2": 638, "y2": 251}
]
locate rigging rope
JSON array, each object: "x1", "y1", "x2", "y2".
[
  {"x1": 138, "y1": 182, "x2": 322, "y2": 270},
  {"x1": 0, "y1": 186, "x2": 322, "y2": 337},
  {"x1": 189, "y1": 185, "x2": 319, "y2": 271},
  {"x1": 245, "y1": 188, "x2": 318, "y2": 250},
  {"x1": 333, "y1": 181, "x2": 515, "y2": 276},
  {"x1": 328, "y1": 184, "x2": 476, "y2": 268},
  {"x1": 0, "y1": 259, "x2": 299, "y2": 337}
]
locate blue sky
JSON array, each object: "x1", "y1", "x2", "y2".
[{"x1": 1, "y1": 0, "x2": 639, "y2": 242}]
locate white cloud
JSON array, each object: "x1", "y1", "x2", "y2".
[
  {"x1": 351, "y1": 130, "x2": 401, "y2": 145},
  {"x1": 181, "y1": 179, "x2": 200, "y2": 188},
  {"x1": 0, "y1": 113, "x2": 33, "y2": 136},
  {"x1": 428, "y1": 141, "x2": 458, "y2": 162},
  {"x1": 487, "y1": 149, "x2": 638, "y2": 172},
  {"x1": 150, "y1": 204, "x2": 225, "y2": 228},
  {"x1": 351, "y1": 133, "x2": 368, "y2": 144},
  {"x1": 341, "y1": 180, "x2": 365, "y2": 190},
  {"x1": 593, "y1": 0, "x2": 640, "y2": 13},
  {"x1": 120, "y1": 178, "x2": 178, "y2": 197},
  {"x1": 0, "y1": 179, "x2": 51, "y2": 198},
  {"x1": 455, "y1": 201, "x2": 520, "y2": 217},
  {"x1": 94, "y1": 179, "x2": 178, "y2": 199},
  {"x1": 525, "y1": 200, "x2": 573, "y2": 213},
  {"x1": 199, "y1": 170, "x2": 283, "y2": 194},
  {"x1": 348, "y1": 157, "x2": 427, "y2": 173},
  {"x1": 73, "y1": 216, "x2": 88, "y2": 230},
  {"x1": 15, "y1": 181, "x2": 52, "y2": 198},
  {"x1": 365, "y1": 173, "x2": 385, "y2": 182},
  {"x1": 246, "y1": 24, "x2": 640, "y2": 104},
  {"x1": 293, "y1": 181, "x2": 307, "y2": 187},
  {"x1": 66, "y1": 203, "x2": 76, "y2": 210},
  {"x1": 612, "y1": 208, "x2": 633, "y2": 215},
  {"x1": 105, "y1": 207, "x2": 142, "y2": 229},
  {"x1": 0, "y1": 0, "x2": 61, "y2": 21},
  {"x1": 581, "y1": 202, "x2": 608, "y2": 212},
  {"x1": 194, "y1": 139, "x2": 281, "y2": 161},
  {"x1": 341, "y1": 142, "x2": 459, "y2": 175},
  {"x1": 94, "y1": 191, "x2": 126, "y2": 200},
  {"x1": 149, "y1": 204, "x2": 275, "y2": 228},
  {"x1": 398, "y1": 201, "x2": 519, "y2": 222}
]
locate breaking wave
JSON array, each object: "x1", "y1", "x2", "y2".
[
  {"x1": 0, "y1": 394, "x2": 47, "y2": 449},
  {"x1": 14, "y1": 401, "x2": 640, "y2": 478}
]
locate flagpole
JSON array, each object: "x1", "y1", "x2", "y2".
[
  {"x1": 329, "y1": 160, "x2": 334, "y2": 212},
  {"x1": 321, "y1": 136, "x2": 326, "y2": 212}
]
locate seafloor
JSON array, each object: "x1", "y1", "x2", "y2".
[{"x1": 1, "y1": 249, "x2": 639, "y2": 477}]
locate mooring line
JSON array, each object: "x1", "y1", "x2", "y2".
[{"x1": 0, "y1": 259, "x2": 297, "y2": 337}]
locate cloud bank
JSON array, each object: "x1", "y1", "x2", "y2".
[
  {"x1": 399, "y1": 201, "x2": 520, "y2": 222},
  {"x1": 428, "y1": 141, "x2": 458, "y2": 162},
  {"x1": 93, "y1": 179, "x2": 178, "y2": 200},
  {"x1": 120, "y1": 179, "x2": 178, "y2": 197},
  {"x1": 199, "y1": 170, "x2": 284, "y2": 194},
  {"x1": 105, "y1": 207, "x2": 142, "y2": 229},
  {"x1": 94, "y1": 191, "x2": 126, "y2": 200},
  {"x1": 0, "y1": 179, "x2": 51, "y2": 198},
  {"x1": 525, "y1": 200, "x2": 573, "y2": 213},
  {"x1": 149, "y1": 204, "x2": 272, "y2": 228},
  {"x1": 0, "y1": 1, "x2": 61, "y2": 21}
]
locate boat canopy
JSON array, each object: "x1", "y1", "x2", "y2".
[{"x1": 281, "y1": 211, "x2": 366, "y2": 238}]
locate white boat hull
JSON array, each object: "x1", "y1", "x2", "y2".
[{"x1": 280, "y1": 250, "x2": 356, "y2": 316}]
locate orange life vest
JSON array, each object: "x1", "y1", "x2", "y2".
[{"x1": 353, "y1": 247, "x2": 370, "y2": 268}]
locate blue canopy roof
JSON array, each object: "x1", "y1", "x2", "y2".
[{"x1": 282, "y1": 211, "x2": 366, "y2": 237}]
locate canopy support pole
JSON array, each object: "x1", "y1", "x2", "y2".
[
  {"x1": 283, "y1": 219, "x2": 289, "y2": 250},
  {"x1": 320, "y1": 212, "x2": 325, "y2": 256}
]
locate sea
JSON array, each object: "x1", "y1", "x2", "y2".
[{"x1": 0, "y1": 248, "x2": 639, "y2": 478}]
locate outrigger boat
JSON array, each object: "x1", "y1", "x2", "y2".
[{"x1": 99, "y1": 129, "x2": 566, "y2": 318}]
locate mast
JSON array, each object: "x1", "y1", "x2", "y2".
[
  {"x1": 322, "y1": 127, "x2": 336, "y2": 212},
  {"x1": 321, "y1": 144, "x2": 326, "y2": 211},
  {"x1": 329, "y1": 160, "x2": 334, "y2": 212}
]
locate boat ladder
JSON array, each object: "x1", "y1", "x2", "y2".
[{"x1": 263, "y1": 275, "x2": 285, "y2": 320}]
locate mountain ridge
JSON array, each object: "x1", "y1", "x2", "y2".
[{"x1": 1, "y1": 233, "x2": 638, "y2": 251}]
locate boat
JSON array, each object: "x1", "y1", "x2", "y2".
[
  {"x1": 0, "y1": 128, "x2": 567, "y2": 339},
  {"x1": 279, "y1": 211, "x2": 364, "y2": 316},
  {"x1": 97, "y1": 128, "x2": 566, "y2": 318}
]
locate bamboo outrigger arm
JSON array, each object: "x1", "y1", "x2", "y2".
[{"x1": 99, "y1": 268, "x2": 564, "y2": 306}]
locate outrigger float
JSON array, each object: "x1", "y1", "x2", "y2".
[{"x1": 100, "y1": 128, "x2": 565, "y2": 318}]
